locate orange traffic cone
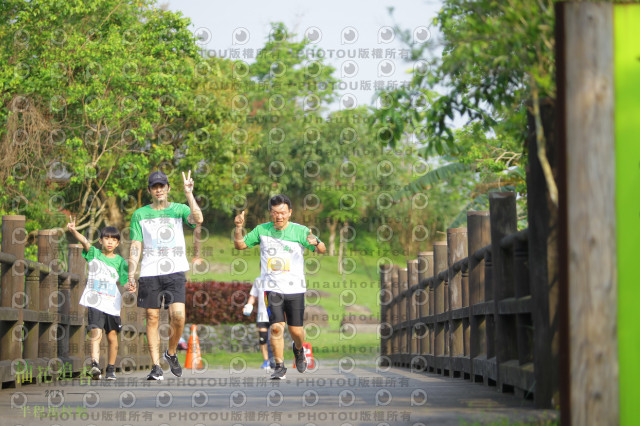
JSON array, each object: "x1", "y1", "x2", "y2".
[
  {"x1": 185, "y1": 324, "x2": 203, "y2": 369},
  {"x1": 293, "y1": 342, "x2": 315, "y2": 369}
]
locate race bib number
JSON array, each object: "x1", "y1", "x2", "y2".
[{"x1": 267, "y1": 257, "x2": 290, "y2": 273}]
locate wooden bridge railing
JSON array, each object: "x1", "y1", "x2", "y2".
[
  {"x1": 0, "y1": 215, "x2": 157, "y2": 387},
  {"x1": 380, "y1": 191, "x2": 555, "y2": 406}
]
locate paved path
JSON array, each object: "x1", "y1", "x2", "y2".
[{"x1": 1, "y1": 361, "x2": 558, "y2": 426}]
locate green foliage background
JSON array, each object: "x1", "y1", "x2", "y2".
[{"x1": 0, "y1": 0, "x2": 573, "y2": 261}]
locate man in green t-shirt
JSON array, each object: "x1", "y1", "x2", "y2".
[
  {"x1": 234, "y1": 194, "x2": 326, "y2": 380},
  {"x1": 127, "y1": 170, "x2": 203, "y2": 381}
]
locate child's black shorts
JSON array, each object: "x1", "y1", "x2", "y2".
[{"x1": 87, "y1": 307, "x2": 122, "y2": 334}]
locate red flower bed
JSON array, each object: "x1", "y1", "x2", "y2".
[{"x1": 185, "y1": 281, "x2": 254, "y2": 325}]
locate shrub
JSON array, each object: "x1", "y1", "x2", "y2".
[{"x1": 185, "y1": 281, "x2": 254, "y2": 325}]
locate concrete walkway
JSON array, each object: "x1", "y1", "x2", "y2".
[{"x1": 0, "y1": 360, "x2": 558, "y2": 426}]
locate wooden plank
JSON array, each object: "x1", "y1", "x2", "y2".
[
  {"x1": 497, "y1": 296, "x2": 532, "y2": 315},
  {"x1": 471, "y1": 302, "x2": 494, "y2": 316},
  {"x1": 0, "y1": 307, "x2": 19, "y2": 322},
  {"x1": 499, "y1": 360, "x2": 535, "y2": 395},
  {"x1": 450, "y1": 307, "x2": 470, "y2": 320},
  {"x1": 557, "y1": 3, "x2": 617, "y2": 425}
]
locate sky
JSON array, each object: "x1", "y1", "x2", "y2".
[{"x1": 167, "y1": 0, "x2": 442, "y2": 110}]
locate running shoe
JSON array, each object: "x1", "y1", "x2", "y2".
[
  {"x1": 270, "y1": 365, "x2": 287, "y2": 380},
  {"x1": 163, "y1": 350, "x2": 183, "y2": 377},
  {"x1": 293, "y1": 343, "x2": 307, "y2": 373},
  {"x1": 89, "y1": 360, "x2": 101, "y2": 379},
  {"x1": 146, "y1": 364, "x2": 164, "y2": 381},
  {"x1": 105, "y1": 364, "x2": 116, "y2": 380}
]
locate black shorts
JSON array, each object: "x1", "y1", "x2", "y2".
[
  {"x1": 266, "y1": 292, "x2": 305, "y2": 326},
  {"x1": 137, "y1": 272, "x2": 186, "y2": 309},
  {"x1": 87, "y1": 307, "x2": 122, "y2": 334},
  {"x1": 257, "y1": 321, "x2": 270, "y2": 330}
]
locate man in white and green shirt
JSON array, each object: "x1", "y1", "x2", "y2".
[
  {"x1": 234, "y1": 194, "x2": 326, "y2": 380},
  {"x1": 127, "y1": 170, "x2": 203, "y2": 381}
]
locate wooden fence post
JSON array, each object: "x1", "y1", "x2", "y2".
[
  {"x1": 467, "y1": 211, "x2": 490, "y2": 383},
  {"x1": 489, "y1": 192, "x2": 518, "y2": 392},
  {"x1": 398, "y1": 267, "x2": 408, "y2": 365},
  {"x1": 24, "y1": 237, "x2": 39, "y2": 365},
  {"x1": 418, "y1": 251, "x2": 434, "y2": 368},
  {"x1": 67, "y1": 244, "x2": 85, "y2": 371},
  {"x1": 37, "y1": 230, "x2": 59, "y2": 361},
  {"x1": 557, "y1": 3, "x2": 617, "y2": 424},
  {"x1": 0, "y1": 216, "x2": 26, "y2": 366},
  {"x1": 390, "y1": 265, "x2": 399, "y2": 363},
  {"x1": 447, "y1": 227, "x2": 467, "y2": 378},
  {"x1": 433, "y1": 240, "x2": 448, "y2": 374},
  {"x1": 514, "y1": 238, "x2": 533, "y2": 369},
  {"x1": 407, "y1": 259, "x2": 420, "y2": 359},
  {"x1": 461, "y1": 259, "x2": 470, "y2": 375}
]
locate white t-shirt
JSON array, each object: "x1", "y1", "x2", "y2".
[
  {"x1": 79, "y1": 246, "x2": 128, "y2": 316},
  {"x1": 250, "y1": 277, "x2": 270, "y2": 323},
  {"x1": 130, "y1": 203, "x2": 195, "y2": 277},
  {"x1": 243, "y1": 222, "x2": 319, "y2": 294}
]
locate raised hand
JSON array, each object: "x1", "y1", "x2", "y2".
[
  {"x1": 182, "y1": 170, "x2": 194, "y2": 194},
  {"x1": 307, "y1": 229, "x2": 318, "y2": 246},
  {"x1": 66, "y1": 215, "x2": 76, "y2": 231},
  {"x1": 234, "y1": 210, "x2": 245, "y2": 228}
]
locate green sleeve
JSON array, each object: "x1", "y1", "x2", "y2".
[
  {"x1": 117, "y1": 256, "x2": 129, "y2": 286},
  {"x1": 81, "y1": 246, "x2": 100, "y2": 261},
  {"x1": 309, "y1": 235, "x2": 322, "y2": 252},
  {"x1": 243, "y1": 226, "x2": 261, "y2": 248},
  {"x1": 179, "y1": 203, "x2": 196, "y2": 229},
  {"x1": 130, "y1": 210, "x2": 142, "y2": 242}
]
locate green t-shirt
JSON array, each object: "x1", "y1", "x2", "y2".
[
  {"x1": 79, "y1": 246, "x2": 128, "y2": 316},
  {"x1": 130, "y1": 203, "x2": 195, "y2": 277},
  {"x1": 244, "y1": 222, "x2": 319, "y2": 294}
]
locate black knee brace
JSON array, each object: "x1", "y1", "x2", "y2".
[{"x1": 259, "y1": 330, "x2": 268, "y2": 345}]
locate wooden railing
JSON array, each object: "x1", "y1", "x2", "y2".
[
  {"x1": 0, "y1": 215, "x2": 157, "y2": 386},
  {"x1": 380, "y1": 192, "x2": 556, "y2": 407}
]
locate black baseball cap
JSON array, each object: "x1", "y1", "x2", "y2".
[{"x1": 148, "y1": 170, "x2": 169, "y2": 187}]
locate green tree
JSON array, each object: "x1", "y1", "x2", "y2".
[
  {"x1": 303, "y1": 107, "x2": 420, "y2": 260},
  {"x1": 370, "y1": 0, "x2": 549, "y2": 232},
  {"x1": 228, "y1": 23, "x2": 338, "y2": 227},
  {"x1": 0, "y1": 0, "x2": 244, "y2": 237}
]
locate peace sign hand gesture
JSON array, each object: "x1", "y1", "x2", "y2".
[
  {"x1": 182, "y1": 170, "x2": 194, "y2": 194},
  {"x1": 66, "y1": 215, "x2": 77, "y2": 232}
]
